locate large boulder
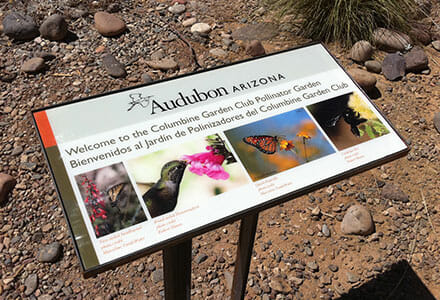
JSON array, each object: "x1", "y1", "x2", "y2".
[
  {"x1": 350, "y1": 40, "x2": 373, "y2": 63},
  {"x1": 2, "y1": 12, "x2": 39, "y2": 41},
  {"x1": 341, "y1": 205, "x2": 375, "y2": 236},
  {"x1": 102, "y1": 54, "x2": 126, "y2": 78},
  {"x1": 373, "y1": 28, "x2": 411, "y2": 52},
  {"x1": 382, "y1": 53, "x2": 406, "y2": 81},
  {"x1": 0, "y1": 173, "x2": 16, "y2": 205},
  {"x1": 94, "y1": 12, "x2": 126, "y2": 37},
  {"x1": 404, "y1": 46, "x2": 428, "y2": 72},
  {"x1": 347, "y1": 68, "x2": 376, "y2": 91},
  {"x1": 381, "y1": 183, "x2": 409, "y2": 203},
  {"x1": 39, "y1": 14, "x2": 68, "y2": 41},
  {"x1": 21, "y1": 57, "x2": 46, "y2": 73}
]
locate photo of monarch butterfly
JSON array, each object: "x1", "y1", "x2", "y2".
[
  {"x1": 242, "y1": 135, "x2": 279, "y2": 154},
  {"x1": 224, "y1": 107, "x2": 336, "y2": 181},
  {"x1": 107, "y1": 182, "x2": 126, "y2": 207}
]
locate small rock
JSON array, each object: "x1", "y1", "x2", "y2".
[
  {"x1": 307, "y1": 261, "x2": 319, "y2": 272},
  {"x1": 222, "y1": 38, "x2": 233, "y2": 47},
  {"x1": 367, "y1": 232, "x2": 381, "y2": 242},
  {"x1": 24, "y1": 274, "x2": 38, "y2": 296},
  {"x1": 141, "y1": 73, "x2": 153, "y2": 84},
  {"x1": 290, "y1": 277, "x2": 303, "y2": 286},
  {"x1": 347, "y1": 68, "x2": 376, "y2": 91},
  {"x1": 35, "y1": 51, "x2": 56, "y2": 61},
  {"x1": 209, "y1": 48, "x2": 227, "y2": 58},
  {"x1": 434, "y1": 112, "x2": 440, "y2": 133},
  {"x1": 2, "y1": 12, "x2": 39, "y2": 41},
  {"x1": 269, "y1": 276, "x2": 291, "y2": 293},
  {"x1": 383, "y1": 206, "x2": 402, "y2": 218},
  {"x1": 224, "y1": 270, "x2": 233, "y2": 290},
  {"x1": 365, "y1": 60, "x2": 382, "y2": 74},
  {"x1": 37, "y1": 242, "x2": 62, "y2": 262},
  {"x1": 182, "y1": 17, "x2": 197, "y2": 27},
  {"x1": 137, "y1": 263, "x2": 145, "y2": 272},
  {"x1": 42, "y1": 224, "x2": 52, "y2": 233},
  {"x1": 62, "y1": 286, "x2": 73, "y2": 296},
  {"x1": 39, "y1": 14, "x2": 68, "y2": 41},
  {"x1": 311, "y1": 206, "x2": 321, "y2": 216},
  {"x1": 322, "y1": 224, "x2": 330, "y2": 237},
  {"x1": 102, "y1": 54, "x2": 126, "y2": 78},
  {"x1": 52, "y1": 279, "x2": 64, "y2": 293},
  {"x1": 231, "y1": 23, "x2": 278, "y2": 41},
  {"x1": 245, "y1": 40, "x2": 266, "y2": 57},
  {"x1": 151, "y1": 49, "x2": 166, "y2": 60},
  {"x1": 373, "y1": 28, "x2": 411, "y2": 52},
  {"x1": 195, "y1": 253, "x2": 208, "y2": 264},
  {"x1": 146, "y1": 58, "x2": 178, "y2": 71},
  {"x1": 152, "y1": 269, "x2": 163, "y2": 283},
  {"x1": 190, "y1": 23, "x2": 211, "y2": 35},
  {"x1": 107, "y1": 3, "x2": 120, "y2": 13},
  {"x1": 341, "y1": 205, "x2": 375, "y2": 236},
  {"x1": 382, "y1": 53, "x2": 406, "y2": 81},
  {"x1": 320, "y1": 274, "x2": 332, "y2": 285},
  {"x1": 0, "y1": 71, "x2": 16, "y2": 83},
  {"x1": 404, "y1": 46, "x2": 428, "y2": 72},
  {"x1": 381, "y1": 183, "x2": 409, "y2": 203},
  {"x1": 0, "y1": 173, "x2": 16, "y2": 205},
  {"x1": 21, "y1": 57, "x2": 46, "y2": 73},
  {"x1": 94, "y1": 12, "x2": 126, "y2": 37},
  {"x1": 328, "y1": 264, "x2": 339, "y2": 272},
  {"x1": 168, "y1": 4, "x2": 186, "y2": 14},
  {"x1": 350, "y1": 40, "x2": 373, "y2": 63},
  {"x1": 11, "y1": 146, "x2": 23, "y2": 156},
  {"x1": 346, "y1": 272, "x2": 360, "y2": 283},
  {"x1": 432, "y1": 40, "x2": 440, "y2": 51},
  {"x1": 255, "y1": 7, "x2": 266, "y2": 16}
]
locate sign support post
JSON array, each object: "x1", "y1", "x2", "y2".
[
  {"x1": 163, "y1": 239, "x2": 192, "y2": 300},
  {"x1": 231, "y1": 212, "x2": 259, "y2": 300},
  {"x1": 162, "y1": 213, "x2": 259, "y2": 300}
]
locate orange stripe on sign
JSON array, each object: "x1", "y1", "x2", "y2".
[{"x1": 34, "y1": 111, "x2": 57, "y2": 148}]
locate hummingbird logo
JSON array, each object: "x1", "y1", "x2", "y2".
[{"x1": 127, "y1": 93, "x2": 154, "y2": 111}]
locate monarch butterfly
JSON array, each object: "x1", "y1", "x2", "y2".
[
  {"x1": 107, "y1": 183, "x2": 125, "y2": 207},
  {"x1": 243, "y1": 135, "x2": 279, "y2": 154}
]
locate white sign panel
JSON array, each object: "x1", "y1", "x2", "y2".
[{"x1": 33, "y1": 43, "x2": 408, "y2": 276}]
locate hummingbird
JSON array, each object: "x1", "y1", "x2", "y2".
[{"x1": 142, "y1": 160, "x2": 187, "y2": 218}]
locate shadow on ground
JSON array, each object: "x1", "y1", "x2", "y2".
[{"x1": 337, "y1": 260, "x2": 435, "y2": 300}]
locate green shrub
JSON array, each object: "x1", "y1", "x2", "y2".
[{"x1": 267, "y1": 0, "x2": 416, "y2": 46}]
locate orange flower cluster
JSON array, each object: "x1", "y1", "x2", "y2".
[
  {"x1": 297, "y1": 132, "x2": 311, "y2": 139},
  {"x1": 279, "y1": 139, "x2": 295, "y2": 151}
]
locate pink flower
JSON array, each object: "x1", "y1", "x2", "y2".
[{"x1": 181, "y1": 146, "x2": 230, "y2": 180}]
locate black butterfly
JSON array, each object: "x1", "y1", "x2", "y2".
[
  {"x1": 308, "y1": 94, "x2": 366, "y2": 137},
  {"x1": 343, "y1": 108, "x2": 367, "y2": 136}
]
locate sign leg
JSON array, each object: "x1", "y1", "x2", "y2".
[
  {"x1": 231, "y1": 213, "x2": 259, "y2": 300},
  {"x1": 163, "y1": 239, "x2": 192, "y2": 300}
]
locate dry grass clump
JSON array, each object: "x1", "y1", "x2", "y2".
[{"x1": 267, "y1": 0, "x2": 417, "y2": 46}]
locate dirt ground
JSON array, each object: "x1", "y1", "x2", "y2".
[{"x1": 0, "y1": 0, "x2": 439, "y2": 299}]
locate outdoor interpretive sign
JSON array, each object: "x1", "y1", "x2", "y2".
[{"x1": 33, "y1": 43, "x2": 409, "y2": 277}]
